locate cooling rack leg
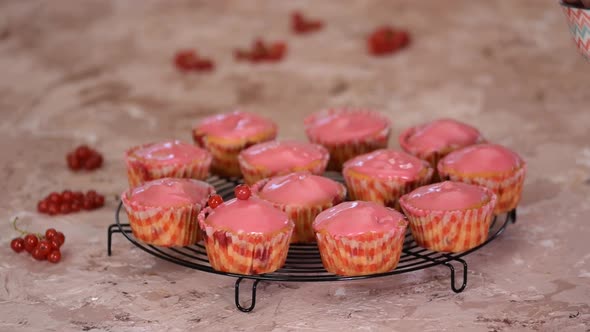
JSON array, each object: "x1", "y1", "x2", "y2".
[
  {"x1": 234, "y1": 278, "x2": 260, "y2": 313},
  {"x1": 107, "y1": 224, "x2": 121, "y2": 257},
  {"x1": 443, "y1": 258, "x2": 468, "y2": 293},
  {"x1": 509, "y1": 209, "x2": 517, "y2": 224}
]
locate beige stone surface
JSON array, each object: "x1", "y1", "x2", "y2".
[{"x1": 1, "y1": 0, "x2": 589, "y2": 331}]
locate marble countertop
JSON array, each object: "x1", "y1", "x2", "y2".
[{"x1": 1, "y1": 0, "x2": 589, "y2": 331}]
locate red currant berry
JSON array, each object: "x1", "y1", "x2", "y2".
[
  {"x1": 94, "y1": 195, "x2": 105, "y2": 208},
  {"x1": 49, "y1": 239, "x2": 62, "y2": 250},
  {"x1": 82, "y1": 198, "x2": 94, "y2": 210},
  {"x1": 32, "y1": 247, "x2": 47, "y2": 261},
  {"x1": 73, "y1": 191, "x2": 84, "y2": 203},
  {"x1": 10, "y1": 238, "x2": 25, "y2": 253},
  {"x1": 37, "y1": 200, "x2": 49, "y2": 213},
  {"x1": 86, "y1": 190, "x2": 97, "y2": 199},
  {"x1": 37, "y1": 240, "x2": 52, "y2": 257},
  {"x1": 48, "y1": 203, "x2": 59, "y2": 216},
  {"x1": 24, "y1": 234, "x2": 38, "y2": 253},
  {"x1": 48, "y1": 192, "x2": 62, "y2": 204},
  {"x1": 53, "y1": 232, "x2": 65, "y2": 246},
  {"x1": 71, "y1": 202, "x2": 81, "y2": 212},
  {"x1": 75, "y1": 145, "x2": 92, "y2": 160},
  {"x1": 45, "y1": 228, "x2": 58, "y2": 240},
  {"x1": 61, "y1": 190, "x2": 74, "y2": 203},
  {"x1": 59, "y1": 203, "x2": 71, "y2": 214},
  {"x1": 47, "y1": 250, "x2": 61, "y2": 263},
  {"x1": 208, "y1": 195, "x2": 223, "y2": 209},
  {"x1": 235, "y1": 185, "x2": 251, "y2": 200},
  {"x1": 67, "y1": 153, "x2": 82, "y2": 170}
]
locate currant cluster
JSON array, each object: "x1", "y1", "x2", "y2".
[
  {"x1": 38, "y1": 190, "x2": 105, "y2": 215},
  {"x1": 234, "y1": 39, "x2": 287, "y2": 63},
  {"x1": 67, "y1": 145, "x2": 103, "y2": 171},
  {"x1": 11, "y1": 228, "x2": 65, "y2": 263},
  {"x1": 174, "y1": 50, "x2": 215, "y2": 72},
  {"x1": 367, "y1": 26, "x2": 410, "y2": 56},
  {"x1": 291, "y1": 11, "x2": 323, "y2": 34}
]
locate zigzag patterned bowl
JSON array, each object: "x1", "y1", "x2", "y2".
[{"x1": 560, "y1": 1, "x2": 590, "y2": 60}]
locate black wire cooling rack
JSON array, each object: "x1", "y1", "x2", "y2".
[{"x1": 107, "y1": 172, "x2": 516, "y2": 312}]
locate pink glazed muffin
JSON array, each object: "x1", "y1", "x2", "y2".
[
  {"x1": 121, "y1": 178, "x2": 215, "y2": 246},
  {"x1": 343, "y1": 149, "x2": 434, "y2": 209},
  {"x1": 252, "y1": 172, "x2": 347, "y2": 243},
  {"x1": 198, "y1": 191, "x2": 294, "y2": 275},
  {"x1": 238, "y1": 140, "x2": 329, "y2": 185},
  {"x1": 304, "y1": 108, "x2": 391, "y2": 171},
  {"x1": 192, "y1": 111, "x2": 277, "y2": 178},
  {"x1": 125, "y1": 140, "x2": 212, "y2": 188},
  {"x1": 399, "y1": 181, "x2": 497, "y2": 253},
  {"x1": 399, "y1": 118, "x2": 485, "y2": 167},
  {"x1": 437, "y1": 143, "x2": 526, "y2": 214},
  {"x1": 313, "y1": 201, "x2": 408, "y2": 276}
]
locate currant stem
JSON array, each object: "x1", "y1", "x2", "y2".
[{"x1": 11, "y1": 217, "x2": 43, "y2": 238}]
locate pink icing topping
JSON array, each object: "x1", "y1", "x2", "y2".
[
  {"x1": 194, "y1": 111, "x2": 276, "y2": 140},
  {"x1": 343, "y1": 149, "x2": 426, "y2": 180},
  {"x1": 205, "y1": 197, "x2": 290, "y2": 233},
  {"x1": 402, "y1": 181, "x2": 489, "y2": 211},
  {"x1": 241, "y1": 141, "x2": 327, "y2": 172},
  {"x1": 133, "y1": 140, "x2": 209, "y2": 165},
  {"x1": 404, "y1": 119, "x2": 482, "y2": 153},
  {"x1": 313, "y1": 201, "x2": 406, "y2": 237},
  {"x1": 439, "y1": 144, "x2": 523, "y2": 174},
  {"x1": 258, "y1": 172, "x2": 343, "y2": 205},
  {"x1": 127, "y1": 178, "x2": 212, "y2": 208},
  {"x1": 305, "y1": 109, "x2": 389, "y2": 143}
]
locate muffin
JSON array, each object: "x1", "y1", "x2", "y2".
[
  {"x1": 399, "y1": 181, "x2": 497, "y2": 253},
  {"x1": 313, "y1": 201, "x2": 408, "y2": 276},
  {"x1": 238, "y1": 140, "x2": 329, "y2": 185},
  {"x1": 304, "y1": 108, "x2": 391, "y2": 171},
  {"x1": 343, "y1": 149, "x2": 434, "y2": 209},
  {"x1": 399, "y1": 118, "x2": 484, "y2": 167},
  {"x1": 198, "y1": 188, "x2": 294, "y2": 275},
  {"x1": 437, "y1": 143, "x2": 526, "y2": 214},
  {"x1": 252, "y1": 172, "x2": 347, "y2": 243},
  {"x1": 121, "y1": 178, "x2": 215, "y2": 246},
  {"x1": 125, "y1": 140, "x2": 212, "y2": 188},
  {"x1": 192, "y1": 111, "x2": 277, "y2": 178}
]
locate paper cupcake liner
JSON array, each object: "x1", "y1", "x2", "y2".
[
  {"x1": 314, "y1": 227, "x2": 407, "y2": 276},
  {"x1": 126, "y1": 159, "x2": 212, "y2": 188},
  {"x1": 399, "y1": 187, "x2": 497, "y2": 253},
  {"x1": 193, "y1": 128, "x2": 277, "y2": 178},
  {"x1": 343, "y1": 166, "x2": 434, "y2": 210},
  {"x1": 121, "y1": 183, "x2": 214, "y2": 247},
  {"x1": 438, "y1": 164, "x2": 526, "y2": 214},
  {"x1": 561, "y1": 4, "x2": 590, "y2": 60},
  {"x1": 251, "y1": 178, "x2": 347, "y2": 243},
  {"x1": 239, "y1": 149, "x2": 329, "y2": 185},
  {"x1": 305, "y1": 109, "x2": 391, "y2": 171},
  {"x1": 198, "y1": 208, "x2": 293, "y2": 274},
  {"x1": 398, "y1": 127, "x2": 486, "y2": 169}
]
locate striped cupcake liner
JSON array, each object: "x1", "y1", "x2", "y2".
[
  {"x1": 239, "y1": 148, "x2": 329, "y2": 185},
  {"x1": 125, "y1": 145, "x2": 212, "y2": 188},
  {"x1": 304, "y1": 109, "x2": 391, "y2": 171},
  {"x1": 343, "y1": 165, "x2": 434, "y2": 210},
  {"x1": 314, "y1": 227, "x2": 407, "y2": 276},
  {"x1": 121, "y1": 182, "x2": 214, "y2": 247},
  {"x1": 198, "y1": 208, "x2": 293, "y2": 274},
  {"x1": 251, "y1": 177, "x2": 347, "y2": 243},
  {"x1": 399, "y1": 187, "x2": 497, "y2": 253},
  {"x1": 398, "y1": 127, "x2": 486, "y2": 169},
  {"x1": 193, "y1": 128, "x2": 277, "y2": 178},
  {"x1": 438, "y1": 164, "x2": 526, "y2": 215}
]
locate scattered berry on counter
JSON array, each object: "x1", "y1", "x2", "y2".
[
  {"x1": 208, "y1": 194, "x2": 224, "y2": 209},
  {"x1": 234, "y1": 39, "x2": 287, "y2": 63},
  {"x1": 9, "y1": 218, "x2": 65, "y2": 263},
  {"x1": 234, "y1": 185, "x2": 251, "y2": 200},
  {"x1": 174, "y1": 49, "x2": 215, "y2": 72},
  {"x1": 67, "y1": 145, "x2": 103, "y2": 171},
  {"x1": 37, "y1": 190, "x2": 105, "y2": 215},
  {"x1": 367, "y1": 26, "x2": 410, "y2": 56},
  {"x1": 291, "y1": 11, "x2": 323, "y2": 34}
]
